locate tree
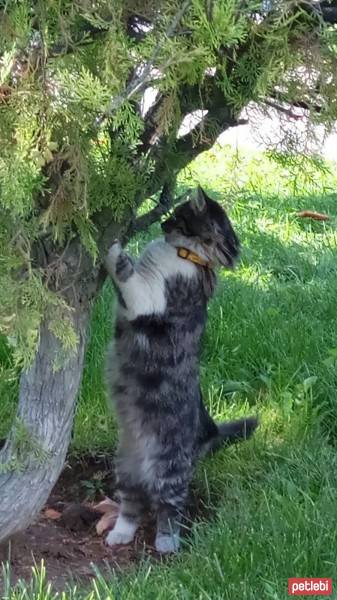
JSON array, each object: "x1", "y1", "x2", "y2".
[{"x1": 0, "y1": 0, "x2": 336, "y2": 543}]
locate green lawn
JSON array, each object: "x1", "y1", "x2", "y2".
[{"x1": 3, "y1": 145, "x2": 337, "y2": 599}]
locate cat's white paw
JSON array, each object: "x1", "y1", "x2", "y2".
[
  {"x1": 108, "y1": 240, "x2": 122, "y2": 259},
  {"x1": 105, "y1": 514, "x2": 138, "y2": 546},
  {"x1": 105, "y1": 240, "x2": 122, "y2": 272},
  {"x1": 155, "y1": 533, "x2": 180, "y2": 554},
  {"x1": 106, "y1": 528, "x2": 134, "y2": 546}
]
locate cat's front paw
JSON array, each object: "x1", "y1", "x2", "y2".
[
  {"x1": 105, "y1": 240, "x2": 122, "y2": 272},
  {"x1": 155, "y1": 532, "x2": 180, "y2": 554}
]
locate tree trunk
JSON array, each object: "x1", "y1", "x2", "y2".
[{"x1": 0, "y1": 306, "x2": 89, "y2": 543}]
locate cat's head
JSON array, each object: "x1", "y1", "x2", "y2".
[{"x1": 161, "y1": 187, "x2": 240, "y2": 268}]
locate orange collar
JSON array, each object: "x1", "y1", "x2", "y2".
[{"x1": 177, "y1": 247, "x2": 209, "y2": 267}]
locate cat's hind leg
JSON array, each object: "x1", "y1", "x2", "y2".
[
  {"x1": 154, "y1": 477, "x2": 189, "y2": 553},
  {"x1": 155, "y1": 502, "x2": 184, "y2": 553},
  {"x1": 106, "y1": 489, "x2": 146, "y2": 546}
]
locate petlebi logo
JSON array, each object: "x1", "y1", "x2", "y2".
[{"x1": 288, "y1": 578, "x2": 332, "y2": 596}]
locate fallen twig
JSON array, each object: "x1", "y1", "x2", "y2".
[{"x1": 295, "y1": 211, "x2": 330, "y2": 221}]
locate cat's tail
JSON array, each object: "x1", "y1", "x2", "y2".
[{"x1": 200, "y1": 416, "x2": 258, "y2": 456}]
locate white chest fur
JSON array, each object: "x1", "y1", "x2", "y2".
[{"x1": 119, "y1": 239, "x2": 197, "y2": 320}]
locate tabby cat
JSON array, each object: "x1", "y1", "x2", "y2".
[{"x1": 105, "y1": 187, "x2": 258, "y2": 553}]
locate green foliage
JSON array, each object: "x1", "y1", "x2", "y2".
[
  {"x1": 56, "y1": 65, "x2": 112, "y2": 116},
  {"x1": 192, "y1": 0, "x2": 249, "y2": 50},
  {"x1": 102, "y1": 29, "x2": 134, "y2": 92},
  {"x1": 2, "y1": 2, "x2": 32, "y2": 49},
  {"x1": 1, "y1": 272, "x2": 49, "y2": 368},
  {"x1": 88, "y1": 139, "x2": 147, "y2": 221},
  {"x1": 0, "y1": 261, "x2": 78, "y2": 369},
  {"x1": 48, "y1": 309, "x2": 79, "y2": 372},
  {"x1": 109, "y1": 101, "x2": 144, "y2": 147},
  {"x1": 0, "y1": 418, "x2": 51, "y2": 474},
  {"x1": 0, "y1": 154, "x2": 42, "y2": 217}
]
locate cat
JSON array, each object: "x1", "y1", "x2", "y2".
[{"x1": 104, "y1": 186, "x2": 258, "y2": 554}]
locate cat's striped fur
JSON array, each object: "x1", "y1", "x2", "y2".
[{"x1": 105, "y1": 187, "x2": 258, "y2": 553}]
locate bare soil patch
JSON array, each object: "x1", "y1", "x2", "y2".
[{"x1": 0, "y1": 454, "x2": 202, "y2": 592}]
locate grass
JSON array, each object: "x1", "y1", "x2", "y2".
[{"x1": 2, "y1": 144, "x2": 337, "y2": 598}]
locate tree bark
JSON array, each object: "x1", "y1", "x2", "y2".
[{"x1": 0, "y1": 306, "x2": 89, "y2": 543}]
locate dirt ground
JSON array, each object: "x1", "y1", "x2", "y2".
[{"x1": 0, "y1": 454, "x2": 201, "y2": 592}]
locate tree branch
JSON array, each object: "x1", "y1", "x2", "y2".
[
  {"x1": 99, "y1": 0, "x2": 191, "y2": 123},
  {"x1": 131, "y1": 183, "x2": 186, "y2": 234},
  {"x1": 268, "y1": 91, "x2": 323, "y2": 115},
  {"x1": 138, "y1": 92, "x2": 166, "y2": 154},
  {"x1": 138, "y1": 74, "x2": 230, "y2": 157},
  {"x1": 263, "y1": 99, "x2": 305, "y2": 120},
  {"x1": 49, "y1": 24, "x2": 109, "y2": 57},
  {"x1": 49, "y1": 13, "x2": 154, "y2": 57}
]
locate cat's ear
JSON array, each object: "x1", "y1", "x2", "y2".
[{"x1": 191, "y1": 186, "x2": 207, "y2": 214}]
